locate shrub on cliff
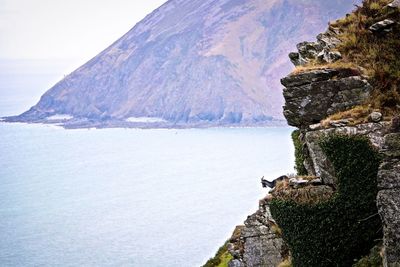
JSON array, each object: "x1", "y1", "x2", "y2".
[
  {"x1": 270, "y1": 135, "x2": 382, "y2": 267},
  {"x1": 292, "y1": 130, "x2": 308, "y2": 176}
]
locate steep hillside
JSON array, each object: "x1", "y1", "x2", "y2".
[{"x1": 6, "y1": 0, "x2": 359, "y2": 128}]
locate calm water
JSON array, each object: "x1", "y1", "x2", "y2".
[
  {"x1": 0, "y1": 61, "x2": 294, "y2": 266},
  {"x1": 0, "y1": 124, "x2": 294, "y2": 267}
]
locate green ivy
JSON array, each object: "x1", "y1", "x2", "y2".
[
  {"x1": 292, "y1": 130, "x2": 308, "y2": 176},
  {"x1": 270, "y1": 135, "x2": 382, "y2": 267}
]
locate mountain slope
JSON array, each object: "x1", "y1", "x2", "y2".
[{"x1": 7, "y1": 0, "x2": 360, "y2": 128}]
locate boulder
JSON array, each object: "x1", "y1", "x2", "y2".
[
  {"x1": 369, "y1": 112, "x2": 383, "y2": 122},
  {"x1": 282, "y1": 68, "x2": 371, "y2": 128}
]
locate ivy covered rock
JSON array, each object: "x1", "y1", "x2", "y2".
[{"x1": 269, "y1": 135, "x2": 382, "y2": 267}]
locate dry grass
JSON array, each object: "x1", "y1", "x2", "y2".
[
  {"x1": 270, "y1": 223, "x2": 283, "y2": 237},
  {"x1": 332, "y1": 0, "x2": 400, "y2": 114},
  {"x1": 230, "y1": 226, "x2": 244, "y2": 242},
  {"x1": 277, "y1": 258, "x2": 293, "y2": 267},
  {"x1": 321, "y1": 105, "x2": 373, "y2": 126},
  {"x1": 296, "y1": 0, "x2": 400, "y2": 117},
  {"x1": 271, "y1": 180, "x2": 335, "y2": 205},
  {"x1": 291, "y1": 61, "x2": 361, "y2": 75}
]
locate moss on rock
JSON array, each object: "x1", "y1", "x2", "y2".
[{"x1": 292, "y1": 130, "x2": 308, "y2": 175}]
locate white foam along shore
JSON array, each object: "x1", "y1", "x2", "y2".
[{"x1": 126, "y1": 117, "x2": 167, "y2": 123}]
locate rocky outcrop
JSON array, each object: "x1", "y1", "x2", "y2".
[
  {"x1": 228, "y1": 198, "x2": 287, "y2": 267},
  {"x1": 377, "y1": 128, "x2": 400, "y2": 267},
  {"x1": 288, "y1": 26, "x2": 342, "y2": 66},
  {"x1": 282, "y1": 68, "x2": 371, "y2": 128},
  {"x1": 280, "y1": 42, "x2": 400, "y2": 265}
]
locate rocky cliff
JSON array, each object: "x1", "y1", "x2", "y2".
[
  {"x1": 4, "y1": 0, "x2": 359, "y2": 128},
  {"x1": 206, "y1": 1, "x2": 400, "y2": 266}
]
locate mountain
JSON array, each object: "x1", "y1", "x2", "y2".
[{"x1": 6, "y1": 0, "x2": 360, "y2": 128}]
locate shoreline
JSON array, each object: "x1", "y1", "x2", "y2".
[{"x1": 0, "y1": 117, "x2": 289, "y2": 130}]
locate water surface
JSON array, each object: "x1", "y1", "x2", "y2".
[{"x1": 0, "y1": 123, "x2": 294, "y2": 267}]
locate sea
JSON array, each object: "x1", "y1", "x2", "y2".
[{"x1": 0, "y1": 60, "x2": 295, "y2": 267}]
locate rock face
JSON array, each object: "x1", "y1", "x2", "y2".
[
  {"x1": 228, "y1": 198, "x2": 287, "y2": 267},
  {"x1": 278, "y1": 19, "x2": 400, "y2": 265},
  {"x1": 282, "y1": 68, "x2": 372, "y2": 128},
  {"x1": 305, "y1": 122, "x2": 389, "y2": 185},
  {"x1": 378, "y1": 130, "x2": 400, "y2": 267},
  {"x1": 4, "y1": 0, "x2": 360, "y2": 128}
]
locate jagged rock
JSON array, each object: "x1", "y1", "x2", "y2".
[
  {"x1": 387, "y1": 0, "x2": 400, "y2": 8},
  {"x1": 289, "y1": 27, "x2": 343, "y2": 66},
  {"x1": 369, "y1": 19, "x2": 396, "y2": 33},
  {"x1": 228, "y1": 199, "x2": 287, "y2": 267},
  {"x1": 370, "y1": 112, "x2": 383, "y2": 122},
  {"x1": 316, "y1": 28, "x2": 342, "y2": 48},
  {"x1": 282, "y1": 68, "x2": 371, "y2": 128},
  {"x1": 377, "y1": 189, "x2": 400, "y2": 267},
  {"x1": 317, "y1": 50, "x2": 342, "y2": 64}
]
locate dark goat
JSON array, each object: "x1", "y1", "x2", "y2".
[{"x1": 261, "y1": 175, "x2": 288, "y2": 189}]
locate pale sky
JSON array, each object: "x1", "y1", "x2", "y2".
[{"x1": 0, "y1": 0, "x2": 168, "y2": 62}]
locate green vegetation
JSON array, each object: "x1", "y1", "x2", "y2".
[
  {"x1": 353, "y1": 244, "x2": 383, "y2": 267},
  {"x1": 332, "y1": 0, "x2": 400, "y2": 115},
  {"x1": 292, "y1": 130, "x2": 307, "y2": 175},
  {"x1": 203, "y1": 242, "x2": 233, "y2": 267},
  {"x1": 270, "y1": 135, "x2": 382, "y2": 267}
]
